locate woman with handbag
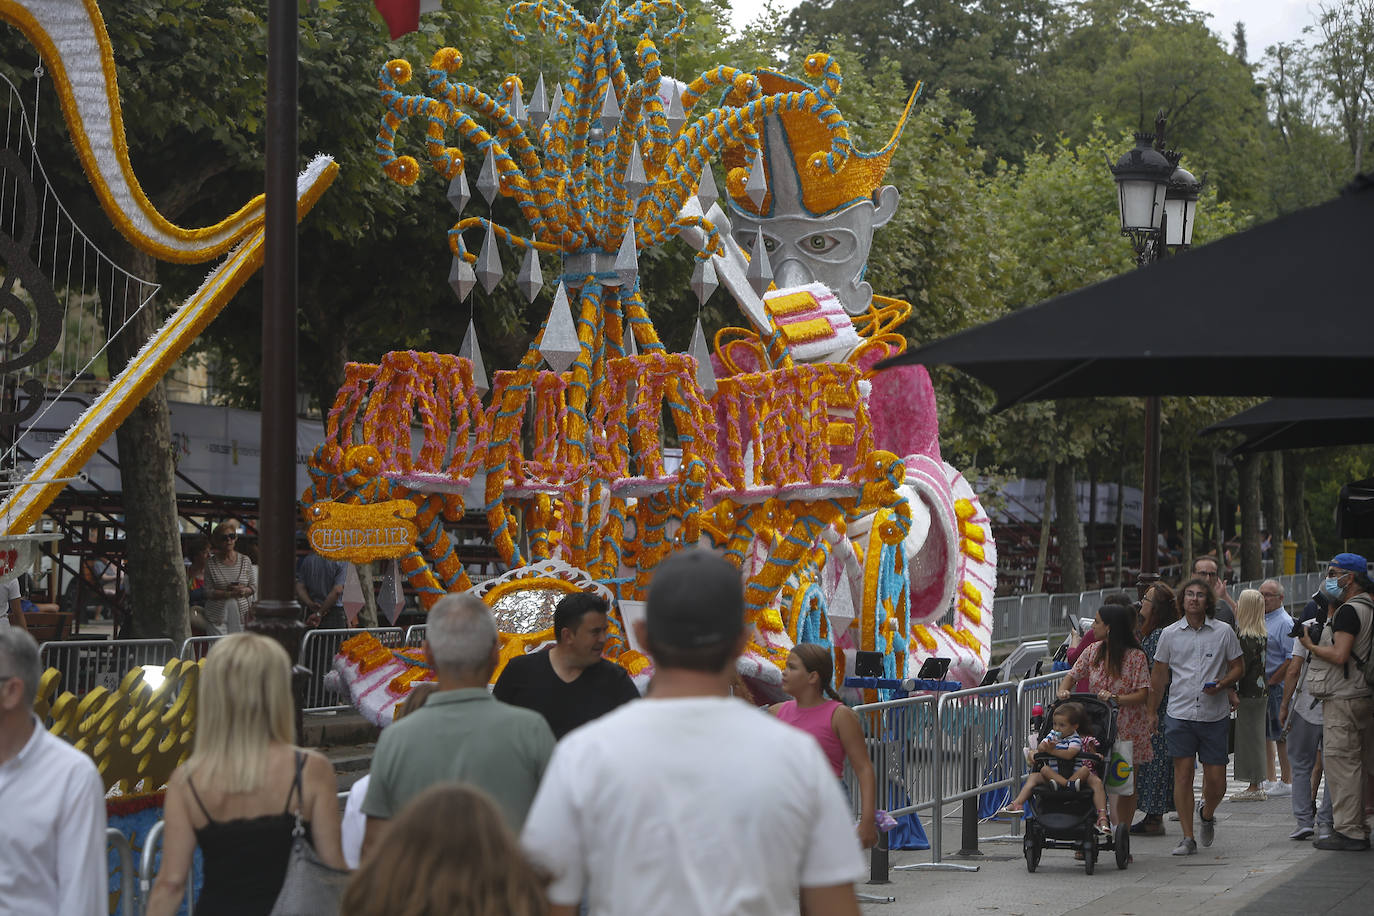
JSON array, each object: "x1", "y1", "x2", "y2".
[
  {"x1": 1060, "y1": 602, "x2": 1154, "y2": 839},
  {"x1": 203, "y1": 520, "x2": 257, "y2": 634},
  {"x1": 146, "y1": 633, "x2": 347, "y2": 916},
  {"x1": 1229, "y1": 589, "x2": 1271, "y2": 801}
]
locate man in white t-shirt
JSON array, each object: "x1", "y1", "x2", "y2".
[{"x1": 521, "y1": 549, "x2": 864, "y2": 916}]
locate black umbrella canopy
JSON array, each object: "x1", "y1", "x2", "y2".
[
  {"x1": 879, "y1": 177, "x2": 1374, "y2": 409},
  {"x1": 1203, "y1": 398, "x2": 1374, "y2": 454},
  {"x1": 1339, "y1": 478, "x2": 1374, "y2": 539}
]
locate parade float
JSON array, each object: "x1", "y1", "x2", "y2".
[{"x1": 310, "y1": 0, "x2": 997, "y2": 725}]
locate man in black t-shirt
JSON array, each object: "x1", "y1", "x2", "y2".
[{"x1": 493, "y1": 592, "x2": 640, "y2": 739}]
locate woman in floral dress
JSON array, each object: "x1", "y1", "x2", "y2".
[
  {"x1": 1060, "y1": 602, "x2": 1154, "y2": 833},
  {"x1": 1135, "y1": 583, "x2": 1179, "y2": 834}
]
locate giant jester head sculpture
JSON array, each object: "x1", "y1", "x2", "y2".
[{"x1": 725, "y1": 68, "x2": 917, "y2": 316}]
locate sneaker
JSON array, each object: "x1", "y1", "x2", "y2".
[
  {"x1": 1313, "y1": 832, "x2": 1371, "y2": 851},
  {"x1": 1172, "y1": 838, "x2": 1198, "y2": 856},
  {"x1": 1229, "y1": 788, "x2": 1267, "y2": 802},
  {"x1": 1289, "y1": 826, "x2": 1315, "y2": 840},
  {"x1": 1265, "y1": 781, "x2": 1293, "y2": 797},
  {"x1": 1168, "y1": 811, "x2": 1180, "y2": 821},
  {"x1": 1197, "y1": 802, "x2": 1215, "y2": 847}
]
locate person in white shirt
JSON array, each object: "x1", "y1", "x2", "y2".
[
  {"x1": 521, "y1": 549, "x2": 865, "y2": 916},
  {"x1": 0, "y1": 576, "x2": 26, "y2": 631},
  {"x1": 0, "y1": 628, "x2": 108, "y2": 915}
]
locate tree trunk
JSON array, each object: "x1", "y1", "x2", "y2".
[
  {"x1": 1055, "y1": 460, "x2": 1085, "y2": 593},
  {"x1": 1238, "y1": 454, "x2": 1262, "y2": 581},
  {"x1": 1114, "y1": 455, "x2": 1126, "y2": 588},
  {"x1": 107, "y1": 248, "x2": 189, "y2": 644},
  {"x1": 1087, "y1": 464, "x2": 1098, "y2": 585},
  {"x1": 1182, "y1": 447, "x2": 1194, "y2": 574},
  {"x1": 1285, "y1": 453, "x2": 1317, "y2": 572},
  {"x1": 1269, "y1": 453, "x2": 1286, "y2": 574},
  {"x1": 1032, "y1": 459, "x2": 1056, "y2": 593},
  {"x1": 1211, "y1": 453, "x2": 1226, "y2": 575}
]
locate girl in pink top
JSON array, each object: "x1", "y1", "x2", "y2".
[{"x1": 770, "y1": 643, "x2": 878, "y2": 848}]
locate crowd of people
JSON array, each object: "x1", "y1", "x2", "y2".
[
  {"x1": 4, "y1": 545, "x2": 1372, "y2": 914},
  {"x1": 6, "y1": 548, "x2": 867, "y2": 915},
  {"x1": 1030, "y1": 552, "x2": 1374, "y2": 858}
]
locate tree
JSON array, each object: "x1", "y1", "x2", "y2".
[
  {"x1": 779, "y1": 0, "x2": 1061, "y2": 165},
  {"x1": 1312, "y1": 0, "x2": 1374, "y2": 173}
]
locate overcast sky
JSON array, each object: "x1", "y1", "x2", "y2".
[{"x1": 728, "y1": 0, "x2": 1324, "y2": 56}]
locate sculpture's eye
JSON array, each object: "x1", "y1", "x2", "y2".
[
  {"x1": 737, "y1": 232, "x2": 779, "y2": 253},
  {"x1": 805, "y1": 234, "x2": 839, "y2": 253}
]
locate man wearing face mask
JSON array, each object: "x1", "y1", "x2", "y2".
[{"x1": 1298, "y1": 553, "x2": 1374, "y2": 851}]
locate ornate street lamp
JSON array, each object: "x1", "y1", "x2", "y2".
[
  {"x1": 1164, "y1": 163, "x2": 1203, "y2": 250},
  {"x1": 1108, "y1": 117, "x2": 1200, "y2": 588}
]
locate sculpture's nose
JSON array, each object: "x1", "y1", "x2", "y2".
[{"x1": 773, "y1": 258, "x2": 813, "y2": 290}]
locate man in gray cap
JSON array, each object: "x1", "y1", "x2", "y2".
[
  {"x1": 1299, "y1": 552, "x2": 1374, "y2": 851},
  {"x1": 521, "y1": 549, "x2": 864, "y2": 915}
]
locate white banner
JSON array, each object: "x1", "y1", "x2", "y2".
[{"x1": 18, "y1": 395, "x2": 328, "y2": 499}]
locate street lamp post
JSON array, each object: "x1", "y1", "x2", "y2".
[
  {"x1": 251, "y1": 0, "x2": 305, "y2": 696},
  {"x1": 1109, "y1": 116, "x2": 1203, "y2": 591}
]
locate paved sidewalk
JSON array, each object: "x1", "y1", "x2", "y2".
[{"x1": 861, "y1": 776, "x2": 1373, "y2": 915}]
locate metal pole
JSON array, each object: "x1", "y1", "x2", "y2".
[
  {"x1": 1139, "y1": 394, "x2": 1161, "y2": 584},
  {"x1": 253, "y1": 0, "x2": 306, "y2": 729},
  {"x1": 259, "y1": 0, "x2": 298, "y2": 617}
]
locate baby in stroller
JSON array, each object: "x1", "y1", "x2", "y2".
[{"x1": 999, "y1": 701, "x2": 1110, "y2": 833}]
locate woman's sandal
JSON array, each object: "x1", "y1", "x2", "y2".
[{"x1": 998, "y1": 802, "x2": 1025, "y2": 817}]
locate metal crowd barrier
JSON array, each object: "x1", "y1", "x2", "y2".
[
  {"x1": 108, "y1": 827, "x2": 137, "y2": 916},
  {"x1": 178, "y1": 635, "x2": 225, "y2": 660},
  {"x1": 892, "y1": 682, "x2": 1018, "y2": 873},
  {"x1": 403, "y1": 624, "x2": 427, "y2": 647},
  {"x1": 299, "y1": 626, "x2": 404, "y2": 713},
  {"x1": 38, "y1": 638, "x2": 178, "y2": 697},
  {"x1": 139, "y1": 819, "x2": 195, "y2": 916}
]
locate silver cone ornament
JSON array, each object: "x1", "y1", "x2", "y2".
[
  {"x1": 745, "y1": 148, "x2": 768, "y2": 208},
  {"x1": 476, "y1": 145, "x2": 501, "y2": 205},
  {"x1": 696, "y1": 161, "x2": 719, "y2": 213},
  {"x1": 539, "y1": 283, "x2": 581, "y2": 374},
  {"x1": 446, "y1": 168, "x2": 470, "y2": 215},
  {"x1": 476, "y1": 220, "x2": 503, "y2": 293},
  {"x1": 614, "y1": 220, "x2": 639, "y2": 288},
  {"x1": 449, "y1": 255, "x2": 477, "y2": 302},
  {"x1": 518, "y1": 247, "x2": 544, "y2": 302},
  {"x1": 746, "y1": 227, "x2": 773, "y2": 296},
  {"x1": 528, "y1": 74, "x2": 549, "y2": 129},
  {"x1": 666, "y1": 79, "x2": 687, "y2": 136},
  {"x1": 624, "y1": 140, "x2": 648, "y2": 200},
  {"x1": 690, "y1": 258, "x2": 718, "y2": 306},
  {"x1": 599, "y1": 84, "x2": 621, "y2": 133},
  {"x1": 459, "y1": 319, "x2": 490, "y2": 396},
  {"x1": 687, "y1": 317, "x2": 718, "y2": 396}
]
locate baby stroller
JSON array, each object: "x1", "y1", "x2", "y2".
[{"x1": 1022, "y1": 694, "x2": 1130, "y2": 874}]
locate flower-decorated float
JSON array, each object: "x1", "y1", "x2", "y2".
[{"x1": 308, "y1": 0, "x2": 996, "y2": 724}]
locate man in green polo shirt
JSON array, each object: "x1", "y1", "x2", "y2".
[{"x1": 360, "y1": 593, "x2": 555, "y2": 859}]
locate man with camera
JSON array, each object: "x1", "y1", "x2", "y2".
[{"x1": 1298, "y1": 553, "x2": 1374, "y2": 851}]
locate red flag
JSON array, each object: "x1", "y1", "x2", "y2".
[{"x1": 373, "y1": 0, "x2": 420, "y2": 39}]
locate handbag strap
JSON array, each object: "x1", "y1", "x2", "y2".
[{"x1": 288, "y1": 750, "x2": 307, "y2": 838}]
